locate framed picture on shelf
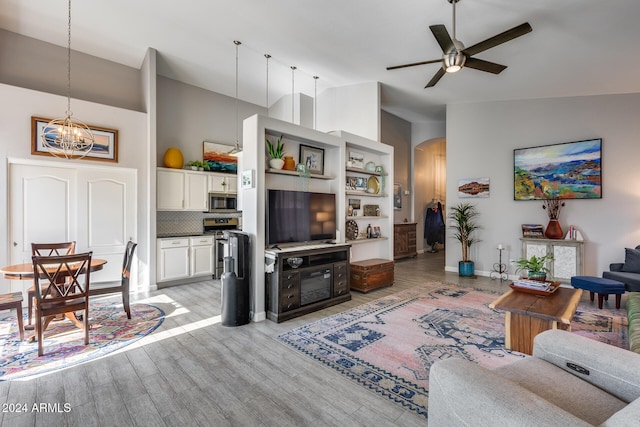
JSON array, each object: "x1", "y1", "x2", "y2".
[
  {"x1": 522, "y1": 224, "x2": 545, "y2": 238},
  {"x1": 348, "y1": 151, "x2": 364, "y2": 168},
  {"x1": 373, "y1": 226, "x2": 381, "y2": 238},
  {"x1": 31, "y1": 116, "x2": 118, "y2": 162},
  {"x1": 348, "y1": 198, "x2": 361, "y2": 210},
  {"x1": 346, "y1": 176, "x2": 368, "y2": 191},
  {"x1": 299, "y1": 144, "x2": 324, "y2": 175}
]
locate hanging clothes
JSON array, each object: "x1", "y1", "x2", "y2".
[{"x1": 424, "y1": 201, "x2": 445, "y2": 252}]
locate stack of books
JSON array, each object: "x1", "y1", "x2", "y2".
[{"x1": 512, "y1": 278, "x2": 553, "y2": 292}]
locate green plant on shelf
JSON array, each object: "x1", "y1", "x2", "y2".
[
  {"x1": 186, "y1": 160, "x2": 210, "y2": 171},
  {"x1": 266, "y1": 135, "x2": 285, "y2": 159}
]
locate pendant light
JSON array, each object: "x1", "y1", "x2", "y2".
[
  {"x1": 230, "y1": 40, "x2": 242, "y2": 155},
  {"x1": 313, "y1": 76, "x2": 319, "y2": 130},
  {"x1": 290, "y1": 66, "x2": 297, "y2": 123},
  {"x1": 41, "y1": 0, "x2": 95, "y2": 159},
  {"x1": 265, "y1": 54, "x2": 271, "y2": 115}
]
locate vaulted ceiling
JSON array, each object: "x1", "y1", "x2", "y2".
[{"x1": 2, "y1": 0, "x2": 639, "y2": 123}]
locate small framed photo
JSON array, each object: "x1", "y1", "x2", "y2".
[
  {"x1": 348, "y1": 151, "x2": 364, "y2": 169},
  {"x1": 522, "y1": 224, "x2": 545, "y2": 238},
  {"x1": 299, "y1": 144, "x2": 324, "y2": 175},
  {"x1": 241, "y1": 169, "x2": 254, "y2": 189},
  {"x1": 348, "y1": 198, "x2": 361, "y2": 210},
  {"x1": 31, "y1": 116, "x2": 118, "y2": 162}
]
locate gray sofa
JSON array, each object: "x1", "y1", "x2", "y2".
[
  {"x1": 603, "y1": 245, "x2": 640, "y2": 292},
  {"x1": 428, "y1": 329, "x2": 640, "y2": 426}
]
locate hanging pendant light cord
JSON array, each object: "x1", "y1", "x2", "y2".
[
  {"x1": 66, "y1": 0, "x2": 72, "y2": 117},
  {"x1": 265, "y1": 54, "x2": 271, "y2": 111},
  {"x1": 313, "y1": 76, "x2": 319, "y2": 130},
  {"x1": 291, "y1": 66, "x2": 296, "y2": 123},
  {"x1": 234, "y1": 40, "x2": 241, "y2": 145}
]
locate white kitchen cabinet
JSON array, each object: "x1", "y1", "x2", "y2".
[
  {"x1": 208, "y1": 172, "x2": 237, "y2": 194},
  {"x1": 520, "y1": 238, "x2": 584, "y2": 283},
  {"x1": 157, "y1": 236, "x2": 215, "y2": 282},
  {"x1": 190, "y1": 236, "x2": 214, "y2": 276},
  {"x1": 185, "y1": 172, "x2": 208, "y2": 210},
  {"x1": 157, "y1": 168, "x2": 208, "y2": 211},
  {"x1": 157, "y1": 238, "x2": 190, "y2": 282}
]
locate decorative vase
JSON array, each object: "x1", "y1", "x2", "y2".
[
  {"x1": 163, "y1": 148, "x2": 184, "y2": 169},
  {"x1": 544, "y1": 219, "x2": 563, "y2": 239},
  {"x1": 283, "y1": 156, "x2": 296, "y2": 171},
  {"x1": 458, "y1": 261, "x2": 475, "y2": 277},
  {"x1": 269, "y1": 158, "x2": 285, "y2": 170}
]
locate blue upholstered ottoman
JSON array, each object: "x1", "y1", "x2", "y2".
[{"x1": 571, "y1": 276, "x2": 626, "y2": 309}]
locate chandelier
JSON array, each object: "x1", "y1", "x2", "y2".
[{"x1": 41, "y1": 0, "x2": 94, "y2": 159}]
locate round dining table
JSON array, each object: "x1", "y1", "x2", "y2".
[
  {"x1": 0, "y1": 258, "x2": 107, "y2": 333},
  {"x1": 0, "y1": 258, "x2": 107, "y2": 280}
]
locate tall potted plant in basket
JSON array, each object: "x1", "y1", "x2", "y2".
[{"x1": 448, "y1": 202, "x2": 481, "y2": 277}]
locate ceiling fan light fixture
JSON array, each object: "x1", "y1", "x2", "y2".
[{"x1": 444, "y1": 50, "x2": 465, "y2": 73}]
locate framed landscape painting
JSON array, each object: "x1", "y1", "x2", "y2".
[
  {"x1": 514, "y1": 138, "x2": 602, "y2": 200},
  {"x1": 203, "y1": 141, "x2": 238, "y2": 173},
  {"x1": 31, "y1": 116, "x2": 118, "y2": 162}
]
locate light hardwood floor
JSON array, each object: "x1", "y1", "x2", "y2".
[{"x1": 0, "y1": 253, "x2": 533, "y2": 426}]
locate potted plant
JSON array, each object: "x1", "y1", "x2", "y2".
[
  {"x1": 266, "y1": 135, "x2": 285, "y2": 169},
  {"x1": 448, "y1": 202, "x2": 481, "y2": 277},
  {"x1": 186, "y1": 160, "x2": 210, "y2": 171},
  {"x1": 515, "y1": 253, "x2": 554, "y2": 281}
]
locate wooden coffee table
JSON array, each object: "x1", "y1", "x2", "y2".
[{"x1": 489, "y1": 286, "x2": 582, "y2": 355}]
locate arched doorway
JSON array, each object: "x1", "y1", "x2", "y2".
[{"x1": 414, "y1": 138, "x2": 446, "y2": 257}]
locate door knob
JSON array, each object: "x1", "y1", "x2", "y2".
[{"x1": 13, "y1": 242, "x2": 17, "y2": 247}]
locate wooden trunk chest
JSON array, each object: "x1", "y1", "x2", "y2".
[{"x1": 350, "y1": 258, "x2": 394, "y2": 293}]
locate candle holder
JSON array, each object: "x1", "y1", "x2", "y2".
[{"x1": 490, "y1": 247, "x2": 508, "y2": 281}]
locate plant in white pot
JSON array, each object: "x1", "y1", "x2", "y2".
[
  {"x1": 266, "y1": 135, "x2": 285, "y2": 169},
  {"x1": 448, "y1": 202, "x2": 481, "y2": 277}
]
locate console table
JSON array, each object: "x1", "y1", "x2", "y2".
[
  {"x1": 520, "y1": 238, "x2": 584, "y2": 283},
  {"x1": 265, "y1": 244, "x2": 351, "y2": 323}
]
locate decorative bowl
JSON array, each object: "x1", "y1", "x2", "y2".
[{"x1": 287, "y1": 257, "x2": 303, "y2": 269}]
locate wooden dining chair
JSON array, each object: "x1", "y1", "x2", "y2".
[
  {"x1": 89, "y1": 240, "x2": 137, "y2": 319},
  {"x1": 28, "y1": 242, "x2": 76, "y2": 327},
  {"x1": 32, "y1": 251, "x2": 92, "y2": 356}
]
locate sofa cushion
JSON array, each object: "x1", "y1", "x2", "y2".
[
  {"x1": 494, "y1": 358, "x2": 626, "y2": 425},
  {"x1": 622, "y1": 248, "x2": 640, "y2": 273},
  {"x1": 627, "y1": 293, "x2": 640, "y2": 353},
  {"x1": 603, "y1": 271, "x2": 640, "y2": 292}
]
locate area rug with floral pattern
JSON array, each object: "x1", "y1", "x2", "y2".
[
  {"x1": 0, "y1": 302, "x2": 164, "y2": 381},
  {"x1": 277, "y1": 284, "x2": 628, "y2": 421}
]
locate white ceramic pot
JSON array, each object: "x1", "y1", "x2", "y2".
[{"x1": 269, "y1": 158, "x2": 285, "y2": 170}]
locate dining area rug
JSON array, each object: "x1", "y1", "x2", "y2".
[
  {"x1": 0, "y1": 302, "x2": 164, "y2": 381},
  {"x1": 277, "y1": 283, "x2": 628, "y2": 421}
]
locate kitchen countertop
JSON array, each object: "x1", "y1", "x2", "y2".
[{"x1": 157, "y1": 233, "x2": 205, "y2": 238}]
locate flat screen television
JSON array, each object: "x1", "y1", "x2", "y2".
[{"x1": 267, "y1": 190, "x2": 337, "y2": 246}]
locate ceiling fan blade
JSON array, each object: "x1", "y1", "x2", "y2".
[
  {"x1": 386, "y1": 59, "x2": 442, "y2": 70},
  {"x1": 462, "y1": 22, "x2": 532, "y2": 57},
  {"x1": 464, "y1": 57, "x2": 507, "y2": 74},
  {"x1": 425, "y1": 68, "x2": 446, "y2": 88},
  {"x1": 429, "y1": 24, "x2": 454, "y2": 53}
]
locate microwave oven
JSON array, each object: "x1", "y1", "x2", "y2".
[{"x1": 209, "y1": 192, "x2": 238, "y2": 212}]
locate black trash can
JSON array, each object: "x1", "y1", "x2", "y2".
[{"x1": 220, "y1": 231, "x2": 251, "y2": 326}]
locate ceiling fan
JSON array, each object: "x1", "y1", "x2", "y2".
[{"x1": 387, "y1": 0, "x2": 532, "y2": 88}]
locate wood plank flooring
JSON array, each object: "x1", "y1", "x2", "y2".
[{"x1": 0, "y1": 253, "x2": 528, "y2": 426}]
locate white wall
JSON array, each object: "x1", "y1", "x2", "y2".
[
  {"x1": 0, "y1": 83, "x2": 149, "y2": 289},
  {"x1": 317, "y1": 82, "x2": 380, "y2": 141},
  {"x1": 445, "y1": 93, "x2": 640, "y2": 277}
]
